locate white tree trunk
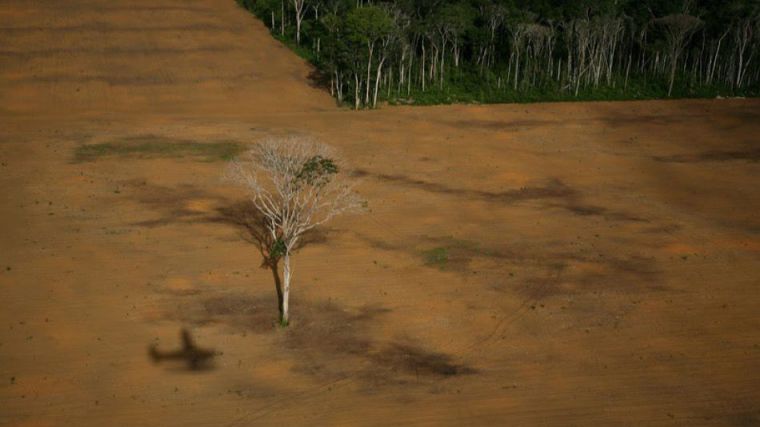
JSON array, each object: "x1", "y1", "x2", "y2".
[
  {"x1": 365, "y1": 43, "x2": 374, "y2": 106},
  {"x1": 336, "y1": 71, "x2": 343, "y2": 102},
  {"x1": 282, "y1": 253, "x2": 291, "y2": 324},
  {"x1": 421, "y1": 42, "x2": 426, "y2": 91},
  {"x1": 373, "y1": 58, "x2": 386, "y2": 108},
  {"x1": 439, "y1": 41, "x2": 446, "y2": 88},
  {"x1": 514, "y1": 51, "x2": 520, "y2": 90},
  {"x1": 668, "y1": 53, "x2": 678, "y2": 96},
  {"x1": 354, "y1": 73, "x2": 360, "y2": 109},
  {"x1": 296, "y1": 18, "x2": 301, "y2": 45},
  {"x1": 292, "y1": 0, "x2": 308, "y2": 45}
]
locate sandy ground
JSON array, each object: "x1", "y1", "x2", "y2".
[{"x1": 2, "y1": 1, "x2": 760, "y2": 426}]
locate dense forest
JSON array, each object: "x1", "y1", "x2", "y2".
[{"x1": 236, "y1": 0, "x2": 760, "y2": 108}]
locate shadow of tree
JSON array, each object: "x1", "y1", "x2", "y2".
[
  {"x1": 306, "y1": 68, "x2": 331, "y2": 91},
  {"x1": 354, "y1": 231, "x2": 663, "y2": 300},
  {"x1": 352, "y1": 170, "x2": 647, "y2": 222},
  {"x1": 206, "y1": 200, "x2": 330, "y2": 320},
  {"x1": 156, "y1": 290, "x2": 475, "y2": 385}
]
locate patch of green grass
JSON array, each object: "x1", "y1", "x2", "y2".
[
  {"x1": 74, "y1": 135, "x2": 244, "y2": 163},
  {"x1": 423, "y1": 247, "x2": 449, "y2": 269},
  {"x1": 420, "y1": 236, "x2": 501, "y2": 271}
]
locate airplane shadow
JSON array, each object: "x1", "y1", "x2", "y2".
[{"x1": 148, "y1": 328, "x2": 218, "y2": 372}]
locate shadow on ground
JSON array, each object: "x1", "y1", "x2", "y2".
[
  {"x1": 353, "y1": 170, "x2": 647, "y2": 222},
  {"x1": 652, "y1": 149, "x2": 760, "y2": 163},
  {"x1": 148, "y1": 328, "x2": 217, "y2": 372},
  {"x1": 157, "y1": 289, "x2": 475, "y2": 387}
]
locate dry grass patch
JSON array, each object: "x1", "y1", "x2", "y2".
[{"x1": 74, "y1": 135, "x2": 244, "y2": 162}]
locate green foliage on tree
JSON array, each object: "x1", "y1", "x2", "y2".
[
  {"x1": 345, "y1": 6, "x2": 394, "y2": 45},
  {"x1": 295, "y1": 155, "x2": 339, "y2": 186}
]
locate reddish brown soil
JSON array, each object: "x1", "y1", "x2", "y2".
[{"x1": 2, "y1": 1, "x2": 759, "y2": 426}]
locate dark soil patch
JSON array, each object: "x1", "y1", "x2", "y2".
[
  {"x1": 357, "y1": 170, "x2": 575, "y2": 203},
  {"x1": 516, "y1": 253, "x2": 663, "y2": 300},
  {"x1": 357, "y1": 169, "x2": 646, "y2": 222},
  {"x1": 653, "y1": 149, "x2": 760, "y2": 163},
  {"x1": 371, "y1": 343, "x2": 476, "y2": 377}
]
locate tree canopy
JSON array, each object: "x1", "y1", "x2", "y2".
[{"x1": 238, "y1": 0, "x2": 760, "y2": 107}]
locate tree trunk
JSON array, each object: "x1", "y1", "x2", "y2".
[
  {"x1": 373, "y1": 57, "x2": 386, "y2": 108},
  {"x1": 398, "y1": 49, "x2": 406, "y2": 91},
  {"x1": 354, "y1": 73, "x2": 360, "y2": 110},
  {"x1": 439, "y1": 40, "x2": 446, "y2": 88},
  {"x1": 514, "y1": 51, "x2": 520, "y2": 90},
  {"x1": 282, "y1": 253, "x2": 291, "y2": 325},
  {"x1": 407, "y1": 51, "x2": 413, "y2": 95},
  {"x1": 280, "y1": 0, "x2": 285, "y2": 36},
  {"x1": 668, "y1": 53, "x2": 677, "y2": 96},
  {"x1": 268, "y1": 261, "x2": 283, "y2": 320},
  {"x1": 335, "y1": 71, "x2": 343, "y2": 102},
  {"x1": 365, "y1": 43, "x2": 374, "y2": 106},
  {"x1": 295, "y1": 8, "x2": 302, "y2": 45},
  {"x1": 421, "y1": 42, "x2": 426, "y2": 91}
]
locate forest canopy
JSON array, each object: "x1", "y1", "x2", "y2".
[{"x1": 237, "y1": 0, "x2": 760, "y2": 108}]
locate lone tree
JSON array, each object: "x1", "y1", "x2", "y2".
[{"x1": 227, "y1": 137, "x2": 363, "y2": 326}]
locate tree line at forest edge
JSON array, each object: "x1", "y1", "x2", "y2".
[{"x1": 237, "y1": 0, "x2": 760, "y2": 108}]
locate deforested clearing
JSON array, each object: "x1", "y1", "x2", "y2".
[{"x1": 1, "y1": 1, "x2": 759, "y2": 426}]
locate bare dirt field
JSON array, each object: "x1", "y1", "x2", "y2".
[{"x1": 1, "y1": 1, "x2": 759, "y2": 426}]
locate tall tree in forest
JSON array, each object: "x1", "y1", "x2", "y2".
[
  {"x1": 345, "y1": 5, "x2": 394, "y2": 108},
  {"x1": 293, "y1": 0, "x2": 309, "y2": 44},
  {"x1": 654, "y1": 13, "x2": 703, "y2": 95}
]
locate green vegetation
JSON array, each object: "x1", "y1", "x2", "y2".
[
  {"x1": 236, "y1": 0, "x2": 759, "y2": 108},
  {"x1": 421, "y1": 236, "x2": 500, "y2": 270},
  {"x1": 75, "y1": 136, "x2": 244, "y2": 162},
  {"x1": 296, "y1": 155, "x2": 339, "y2": 185},
  {"x1": 423, "y1": 247, "x2": 450, "y2": 268}
]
